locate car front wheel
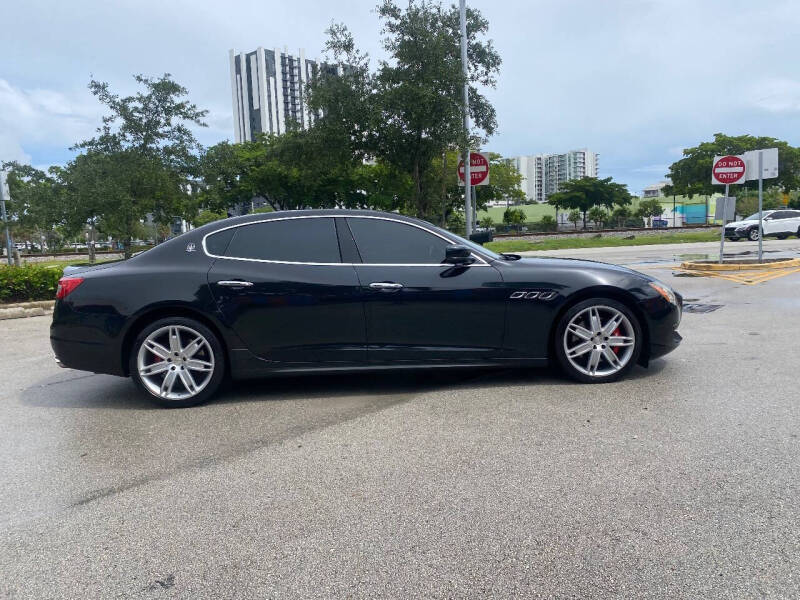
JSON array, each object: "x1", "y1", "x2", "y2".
[
  {"x1": 555, "y1": 298, "x2": 642, "y2": 383},
  {"x1": 130, "y1": 317, "x2": 225, "y2": 408},
  {"x1": 748, "y1": 228, "x2": 760, "y2": 241}
]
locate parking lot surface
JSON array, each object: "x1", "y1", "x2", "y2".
[{"x1": 2, "y1": 240, "x2": 799, "y2": 598}]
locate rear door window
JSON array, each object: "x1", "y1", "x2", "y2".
[{"x1": 223, "y1": 218, "x2": 341, "y2": 263}]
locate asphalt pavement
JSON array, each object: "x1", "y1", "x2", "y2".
[{"x1": 1, "y1": 240, "x2": 799, "y2": 599}]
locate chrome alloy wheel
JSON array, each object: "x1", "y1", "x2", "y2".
[
  {"x1": 136, "y1": 325, "x2": 215, "y2": 401},
  {"x1": 562, "y1": 305, "x2": 635, "y2": 378}
]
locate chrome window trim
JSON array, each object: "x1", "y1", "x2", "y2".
[{"x1": 201, "y1": 214, "x2": 491, "y2": 267}]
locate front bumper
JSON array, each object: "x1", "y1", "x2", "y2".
[{"x1": 641, "y1": 292, "x2": 682, "y2": 361}]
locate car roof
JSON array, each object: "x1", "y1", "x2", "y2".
[{"x1": 194, "y1": 209, "x2": 433, "y2": 235}]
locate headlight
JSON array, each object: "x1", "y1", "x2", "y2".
[{"x1": 648, "y1": 281, "x2": 677, "y2": 305}]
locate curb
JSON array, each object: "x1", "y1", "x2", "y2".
[
  {"x1": 679, "y1": 258, "x2": 800, "y2": 271},
  {"x1": 0, "y1": 300, "x2": 55, "y2": 321}
]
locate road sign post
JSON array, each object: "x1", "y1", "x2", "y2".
[
  {"x1": 459, "y1": 0, "x2": 472, "y2": 237},
  {"x1": 758, "y1": 151, "x2": 763, "y2": 262},
  {"x1": 711, "y1": 155, "x2": 746, "y2": 264},
  {"x1": 0, "y1": 172, "x2": 13, "y2": 266},
  {"x1": 741, "y1": 148, "x2": 779, "y2": 263}
]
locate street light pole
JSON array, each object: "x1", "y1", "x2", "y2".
[
  {"x1": 0, "y1": 172, "x2": 13, "y2": 266},
  {"x1": 459, "y1": 0, "x2": 472, "y2": 237}
]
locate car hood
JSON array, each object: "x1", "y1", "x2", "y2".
[
  {"x1": 725, "y1": 219, "x2": 759, "y2": 228},
  {"x1": 507, "y1": 256, "x2": 654, "y2": 281}
]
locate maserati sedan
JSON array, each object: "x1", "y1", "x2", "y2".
[{"x1": 51, "y1": 210, "x2": 683, "y2": 407}]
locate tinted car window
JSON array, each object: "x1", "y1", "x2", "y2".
[
  {"x1": 770, "y1": 211, "x2": 788, "y2": 219},
  {"x1": 224, "y1": 218, "x2": 341, "y2": 263},
  {"x1": 205, "y1": 228, "x2": 235, "y2": 256},
  {"x1": 347, "y1": 217, "x2": 450, "y2": 264}
]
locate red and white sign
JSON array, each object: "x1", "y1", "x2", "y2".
[
  {"x1": 458, "y1": 152, "x2": 490, "y2": 186},
  {"x1": 712, "y1": 155, "x2": 746, "y2": 185}
]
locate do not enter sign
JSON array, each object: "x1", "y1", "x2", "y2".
[
  {"x1": 458, "y1": 152, "x2": 490, "y2": 186},
  {"x1": 712, "y1": 155, "x2": 746, "y2": 185}
]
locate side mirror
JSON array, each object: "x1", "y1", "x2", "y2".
[{"x1": 444, "y1": 244, "x2": 474, "y2": 265}]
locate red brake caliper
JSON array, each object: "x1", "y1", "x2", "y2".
[{"x1": 611, "y1": 327, "x2": 621, "y2": 354}]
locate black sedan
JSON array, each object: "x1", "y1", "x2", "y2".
[{"x1": 51, "y1": 210, "x2": 683, "y2": 407}]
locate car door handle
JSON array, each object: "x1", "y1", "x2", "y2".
[
  {"x1": 369, "y1": 282, "x2": 403, "y2": 291},
  {"x1": 217, "y1": 280, "x2": 254, "y2": 288}
]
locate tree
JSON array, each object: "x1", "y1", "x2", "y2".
[
  {"x1": 664, "y1": 133, "x2": 800, "y2": 197},
  {"x1": 567, "y1": 209, "x2": 581, "y2": 230},
  {"x1": 474, "y1": 153, "x2": 525, "y2": 208},
  {"x1": 193, "y1": 210, "x2": 227, "y2": 227},
  {"x1": 478, "y1": 215, "x2": 494, "y2": 229},
  {"x1": 610, "y1": 205, "x2": 631, "y2": 228},
  {"x1": 1, "y1": 162, "x2": 67, "y2": 252},
  {"x1": 503, "y1": 207, "x2": 525, "y2": 229},
  {"x1": 538, "y1": 215, "x2": 557, "y2": 232},
  {"x1": 636, "y1": 198, "x2": 664, "y2": 227},
  {"x1": 586, "y1": 206, "x2": 608, "y2": 229},
  {"x1": 548, "y1": 177, "x2": 631, "y2": 229},
  {"x1": 309, "y1": 1, "x2": 501, "y2": 220},
  {"x1": 74, "y1": 74, "x2": 208, "y2": 256}
]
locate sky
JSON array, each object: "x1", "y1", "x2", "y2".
[{"x1": 1, "y1": 0, "x2": 799, "y2": 195}]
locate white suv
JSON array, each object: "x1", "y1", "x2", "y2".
[{"x1": 725, "y1": 209, "x2": 800, "y2": 241}]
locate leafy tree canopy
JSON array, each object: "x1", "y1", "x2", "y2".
[
  {"x1": 664, "y1": 133, "x2": 800, "y2": 197},
  {"x1": 548, "y1": 177, "x2": 631, "y2": 229}
]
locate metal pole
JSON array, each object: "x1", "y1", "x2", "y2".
[
  {"x1": 459, "y1": 0, "x2": 472, "y2": 236},
  {"x1": 0, "y1": 172, "x2": 13, "y2": 266},
  {"x1": 718, "y1": 184, "x2": 728, "y2": 264},
  {"x1": 757, "y1": 150, "x2": 763, "y2": 263}
]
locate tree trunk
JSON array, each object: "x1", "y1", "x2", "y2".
[
  {"x1": 582, "y1": 211, "x2": 587, "y2": 230},
  {"x1": 413, "y1": 159, "x2": 423, "y2": 218},
  {"x1": 88, "y1": 220, "x2": 96, "y2": 264},
  {"x1": 123, "y1": 238, "x2": 132, "y2": 260},
  {"x1": 440, "y1": 152, "x2": 448, "y2": 227}
]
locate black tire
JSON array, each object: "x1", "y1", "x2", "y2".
[
  {"x1": 129, "y1": 317, "x2": 225, "y2": 408},
  {"x1": 748, "y1": 228, "x2": 760, "y2": 241},
  {"x1": 777, "y1": 234, "x2": 789, "y2": 240},
  {"x1": 554, "y1": 298, "x2": 643, "y2": 384},
  {"x1": 797, "y1": 227, "x2": 800, "y2": 239}
]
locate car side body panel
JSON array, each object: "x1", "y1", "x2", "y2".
[{"x1": 50, "y1": 209, "x2": 683, "y2": 383}]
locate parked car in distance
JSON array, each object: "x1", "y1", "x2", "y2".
[
  {"x1": 51, "y1": 210, "x2": 683, "y2": 407},
  {"x1": 725, "y1": 209, "x2": 800, "y2": 241}
]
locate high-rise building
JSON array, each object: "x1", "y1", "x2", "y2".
[
  {"x1": 506, "y1": 149, "x2": 599, "y2": 203},
  {"x1": 229, "y1": 47, "x2": 336, "y2": 142}
]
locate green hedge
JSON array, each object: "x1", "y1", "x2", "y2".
[{"x1": 0, "y1": 265, "x2": 64, "y2": 303}]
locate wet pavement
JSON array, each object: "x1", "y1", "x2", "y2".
[
  {"x1": 2, "y1": 241, "x2": 800, "y2": 599},
  {"x1": 518, "y1": 236, "x2": 800, "y2": 267}
]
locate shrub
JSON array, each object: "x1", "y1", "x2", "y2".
[
  {"x1": 537, "y1": 215, "x2": 557, "y2": 232},
  {"x1": 0, "y1": 265, "x2": 64, "y2": 303}
]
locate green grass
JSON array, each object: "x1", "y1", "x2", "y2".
[
  {"x1": 478, "y1": 204, "x2": 556, "y2": 223},
  {"x1": 485, "y1": 231, "x2": 721, "y2": 253}
]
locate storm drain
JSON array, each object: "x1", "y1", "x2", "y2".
[{"x1": 682, "y1": 303, "x2": 723, "y2": 314}]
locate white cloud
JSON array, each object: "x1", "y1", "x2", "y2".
[
  {"x1": 0, "y1": 79, "x2": 101, "y2": 164},
  {"x1": 747, "y1": 78, "x2": 800, "y2": 113}
]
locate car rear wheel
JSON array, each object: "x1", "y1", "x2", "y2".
[
  {"x1": 130, "y1": 317, "x2": 225, "y2": 408},
  {"x1": 748, "y1": 228, "x2": 760, "y2": 241},
  {"x1": 555, "y1": 298, "x2": 642, "y2": 383}
]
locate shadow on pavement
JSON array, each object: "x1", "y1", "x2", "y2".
[{"x1": 21, "y1": 360, "x2": 667, "y2": 411}]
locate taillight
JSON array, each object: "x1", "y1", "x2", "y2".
[{"x1": 56, "y1": 277, "x2": 84, "y2": 299}]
